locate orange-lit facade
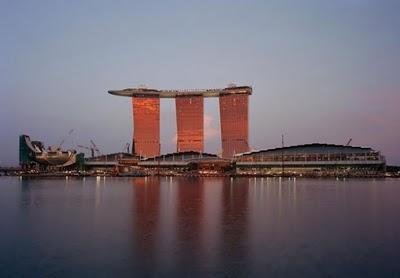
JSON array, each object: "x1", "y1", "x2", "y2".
[
  {"x1": 176, "y1": 96, "x2": 204, "y2": 152},
  {"x1": 219, "y1": 94, "x2": 249, "y2": 158},
  {"x1": 109, "y1": 86, "x2": 252, "y2": 158},
  {"x1": 132, "y1": 97, "x2": 160, "y2": 157}
]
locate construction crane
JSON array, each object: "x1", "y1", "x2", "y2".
[
  {"x1": 90, "y1": 139, "x2": 101, "y2": 156},
  {"x1": 77, "y1": 145, "x2": 95, "y2": 158},
  {"x1": 346, "y1": 138, "x2": 353, "y2": 146},
  {"x1": 122, "y1": 143, "x2": 130, "y2": 153},
  {"x1": 58, "y1": 129, "x2": 74, "y2": 149}
]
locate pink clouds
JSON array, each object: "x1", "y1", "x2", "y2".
[
  {"x1": 169, "y1": 113, "x2": 220, "y2": 148},
  {"x1": 204, "y1": 113, "x2": 219, "y2": 141}
]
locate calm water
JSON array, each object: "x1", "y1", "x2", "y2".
[{"x1": 0, "y1": 177, "x2": 399, "y2": 277}]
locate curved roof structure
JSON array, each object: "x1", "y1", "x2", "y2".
[
  {"x1": 108, "y1": 86, "x2": 252, "y2": 98},
  {"x1": 235, "y1": 143, "x2": 378, "y2": 157},
  {"x1": 143, "y1": 151, "x2": 218, "y2": 161}
]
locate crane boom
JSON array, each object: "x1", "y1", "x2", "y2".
[
  {"x1": 58, "y1": 129, "x2": 74, "y2": 148},
  {"x1": 90, "y1": 140, "x2": 101, "y2": 156},
  {"x1": 77, "y1": 144, "x2": 95, "y2": 158}
]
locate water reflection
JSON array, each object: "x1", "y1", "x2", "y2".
[
  {"x1": 131, "y1": 177, "x2": 160, "y2": 274},
  {"x1": 129, "y1": 177, "x2": 400, "y2": 276},
  {"x1": 130, "y1": 177, "x2": 250, "y2": 276},
  {"x1": 3, "y1": 177, "x2": 400, "y2": 277}
]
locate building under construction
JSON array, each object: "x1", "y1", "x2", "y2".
[
  {"x1": 19, "y1": 135, "x2": 84, "y2": 171},
  {"x1": 108, "y1": 85, "x2": 251, "y2": 158}
]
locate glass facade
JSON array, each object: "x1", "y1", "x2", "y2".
[
  {"x1": 132, "y1": 97, "x2": 160, "y2": 157},
  {"x1": 176, "y1": 96, "x2": 204, "y2": 152},
  {"x1": 219, "y1": 94, "x2": 249, "y2": 158}
]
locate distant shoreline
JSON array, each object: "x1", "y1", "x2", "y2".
[{"x1": 1, "y1": 173, "x2": 398, "y2": 179}]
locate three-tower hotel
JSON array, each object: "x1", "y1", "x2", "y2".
[{"x1": 108, "y1": 85, "x2": 252, "y2": 158}]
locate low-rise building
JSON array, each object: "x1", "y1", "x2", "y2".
[{"x1": 234, "y1": 144, "x2": 386, "y2": 177}]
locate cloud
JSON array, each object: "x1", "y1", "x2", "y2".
[
  {"x1": 171, "y1": 134, "x2": 177, "y2": 144},
  {"x1": 170, "y1": 113, "x2": 219, "y2": 143},
  {"x1": 204, "y1": 113, "x2": 219, "y2": 140}
]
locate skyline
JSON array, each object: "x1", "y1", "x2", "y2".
[{"x1": 1, "y1": 1, "x2": 400, "y2": 165}]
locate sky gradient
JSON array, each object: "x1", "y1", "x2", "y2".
[{"x1": 1, "y1": 0, "x2": 399, "y2": 165}]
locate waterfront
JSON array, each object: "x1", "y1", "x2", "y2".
[{"x1": 0, "y1": 177, "x2": 399, "y2": 277}]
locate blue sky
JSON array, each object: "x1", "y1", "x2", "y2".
[{"x1": 1, "y1": 0, "x2": 399, "y2": 165}]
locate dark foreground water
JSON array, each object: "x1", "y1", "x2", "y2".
[{"x1": 0, "y1": 177, "x2": 399, "y2": 277}]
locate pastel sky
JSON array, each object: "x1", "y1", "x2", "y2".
[{"x1": 1, "y1": 0, "x2": 399, "y2": 165}]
